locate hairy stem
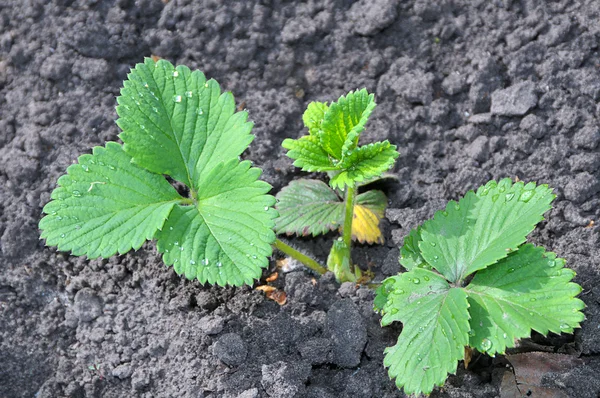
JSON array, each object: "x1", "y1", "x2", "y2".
[
  {"x1": 341, "y1": 184, "x2": 356, "y2": 273},
  {"x1": 274, "y1": 239, "x2": 327, "y2": 275}
]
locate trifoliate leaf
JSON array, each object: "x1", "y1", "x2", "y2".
[
  {"x1": 117, "y1": 58, "x2": 253, "y2": 190},
  {"x1": 379, "y1": 179, "x2": 584, "y2": 396},
  {"x1": 320, "y1": 89, "x2": 376, "y2": 159},
  {"x1": 39, "y1": 142, "x2": 182, "y2": 258},
  {"x1": 419, "y1": 179, "x2": 555, "y2": 283},
  {"x1": 302, "y1": 101, "x2": 328, "y2": 135},
  {"x1": 465, "y1": 244, "x2": 585, "y2": 355},
  {"x1": 329, "y1": 141, "x2": 399, "y2": 189},
  {"x1": 378, "y1": 269, "x2": 471, "y2": 395},
  {"x1": 156, "y1": 160, "x2": 276, "y2": 287},
  {"x1": 275, "y1": 179, "x2": 387, "y2": 244},
  {"x1": 283, "y1": 89, "x2": 398, "y2": 190},
  {"x1": 41, "y1": 59, "x2": 277, "y2": 287}
]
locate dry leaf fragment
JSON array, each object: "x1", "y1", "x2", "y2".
[
  {"x1": 255, "y1": 285, "x2": 287, "y2": 306},
  {"x1": 151, "y1": 54, "x2": 162, "y2": 62},
  {"x1": 266, "y1": 272, "x2": 279, "y2": 282},
  {"x1": 500, "y1": 352, "x2": 583, "y2": 398},
  {"x1": 585, "y1": 220, "x2": 595, "y2": 228},
  {"x1": 464, "y1": 346, "x2": 472, "y2": 369}
]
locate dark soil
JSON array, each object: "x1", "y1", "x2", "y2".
[{"x1": 1, "y1": 0, "x2": 599, "y2": 397}]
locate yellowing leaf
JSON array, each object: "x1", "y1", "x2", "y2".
[{"x1": 351, "y1": 204, "x2": 383, "y2": 244}]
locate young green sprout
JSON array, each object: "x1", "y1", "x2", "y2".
[
  {"x1": 276, "y1": 90, "x2": 399, "y2": 282},
  {"x1": 375, "y1": 178, "x2": 585, "y2": 395}
]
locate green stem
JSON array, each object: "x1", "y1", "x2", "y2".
[
  {"x1": 342, "y1": 184, "x2": 356, "y2": 273},
  {"x1": 274, "y1": 239, "x2": 327, "y2": 275}
]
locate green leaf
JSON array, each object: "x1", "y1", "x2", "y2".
[
  {"x1": 380, "y1": 179, "x2": 585, "y2": 396},
  {"x1": 320, "y1": 88, "x2": 376, "y2": 159},
  {"x1": 465, "y1": 244, "x2": 585, "y2": 355},
  {"x1": 302, "y1": 101, "x2": 328, "y2": 135},
  {"x1": 379, "y1": 269, "x2": 471, "y2": 395},
  {"x1": 275, "y1": 179, "x2": 343, "y2": 237},
  {"x1": 399, "y1": 227, "x2": 428, "y2": 271},
  {"x1": 39, "y1": 142, "x2": 182, "y2": 258},
  {"x1": 117, "y1": 58, "x2": 254, "y2": 190},
  {"x1": 275, "y1": 179, "x2": 387, "y2": 243},
  {"x1": 419, "y1": 179, "x2": 555, "y2": 283},
  {"x1": 156, "y1": 159, "x2": 276, "y2": 287},
  {"x1": 329, "y1": 141, "x2": 399, "y2": 189},
  {"x1": 282, "y1": 135, "x2": 337, "y2": 172}
]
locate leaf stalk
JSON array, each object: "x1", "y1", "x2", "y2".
[{"x1": 274, "y1": 239, "x2": 327, "y2": 275}]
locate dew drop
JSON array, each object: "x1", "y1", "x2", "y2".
[
  {"x1": 204, "y1": 83, "x2": 209, "y2": 88},
  {"x1": 174, "y1": 241, "x2": 179, "y2": 246},
  {"x1": 173, "y1": 95, "x2": 182, "y2": 103},
  {"x1": 169, "y1": 227, "x2": 173, "y2": 231},
  {"x1": 530, "y1": 298, "x2": 536, "y2": 302},
  {"x1": 72, "y1": 190, "x2": 81, "y2": 197},
  {"x1": 433, "y1": 255, "x2": 439, "y2": 260},
  {"x1": 197, "y1": 107, "x2": 204, "y2": 115},
  {"x1": 264, "y1": 206, "x2": 269, "y2": 211},
  {"x1": 503, "y1": 333, "x2": 507, "y2": 339},
  {"x1": 108, "y1": 165, "x2": 115, "y2": 170},
  {"x1": 441, "y1": 211, "x2": 448, "y2": 216},
  {"x1": 185, "y1": 91, "x2": 193, "y2": 98},
  {"x1": 144, "y1": 82, "x2": 149, "y2": 88},
  {"x1": 519, "y1": 190, "x2": 534, "y2": 203},
  {"x1": 560, "y1": 323, "x2": 569, "y2": 330},
  {"x1": 172, "y1": 70, "x2": 179, "y2": 77},
  {"x1": 252, "y1": 255, "x2": 257, "y2": 259},
  {"x1": 547, "y1": 260, "x2": 556, "y2": 267},
  {"x1": 454, "y1": 204, "x2": 460, "y2": 211},
  {"x1": 82, "y1": 164, "x2": 89, "y2": 172},
  {"x1": 60, "y1": 233, "x2": 65, "y2": 238},
  {"x1": 423, "y1": 276, "x2": 430, "y2": 281},
  {"x1": 479, "y1": 188, "x2": 489, "y2": 196},
  {"x1": 492, "y1": 194, "x2": 499, "y2": 202},
  {"x1": 190, "y1": 260, "x2": 196, "y2": 265},
  {"x1": 153, "y1": 107, "x2": 158, "y2": 113},
  {"x1": 468, "y1": 330, "x2": 475, "y2": 336},
  {"x1": 507, "y1": 268, "x2": 515, "y2": 273},
  {"x1": 201, "y1": 259, "x2": 209, "y2": 266},
  {"x1": 505, "y1": 193, "x2": 515, "y2": 201},
  {"x1": 217, "y1": 262, "x2": 222, "y2": 267},
  {"x1": 430, "y1": 242, "x2": 436, "y2": 247},
  {"x1": 179, "y1": 246, "x2": 184, "y2": 251},
  {"x1": 390, "y1": 308, "x2": 399, "y2": 315},
  {"x1": 413, "y1": 278, "x2": 420, "y2": 284},
  {"x1": 480, "y1": 338, "x2": 492, "y2": 351},
  {"x1": 165, "y1": 249, "x2": 169, "y2": 253}
]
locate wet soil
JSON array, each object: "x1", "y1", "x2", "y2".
[{"x1": 1, "y1": 0, "x2": 599, "y2": 397}]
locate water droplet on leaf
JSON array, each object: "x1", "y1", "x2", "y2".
[
  {"x1": 481, "y1": 338, "x2": 492, "y2": 351},
  {"x1": 519, "y1": 190, "x2": 534, "y2": 202},
  {"x1": 173, "y1": 95, "x2": 182, "y2": 103},
  {"x1": 505, "y1": 193, "x2": 515, "y2": 201},
  {"x1": 185, "y1": 91, "x2": 193, "y2": 98},
  {"x1": 413, "y1": 278, "x2": 420, "y2": 284},
  {"x1": 172, "y1": 70, "x2": 179, "y2": 77}
]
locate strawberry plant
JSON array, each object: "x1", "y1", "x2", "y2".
[
  {"x1": 277, "y1": 90, "x2": 399, "y2": 282},
  {"x1": 374, "y1": 178, "x2": 585, "y2": 395},
  {"x1": 39, "y1": 58, "x2": 328, "y2": 286}
]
